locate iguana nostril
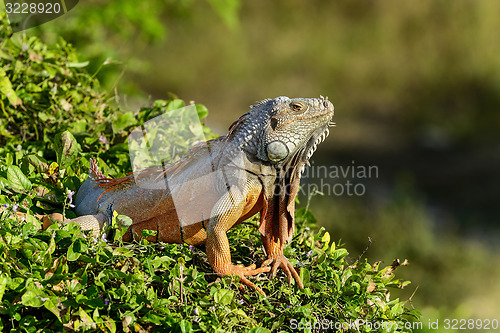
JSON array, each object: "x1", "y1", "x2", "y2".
[
  {"x1": 323, "y1": 99, "x2": 333, "y2": 109},
  {"x1": 267, "y1": 140, "x2": 289, "y2": 161}
]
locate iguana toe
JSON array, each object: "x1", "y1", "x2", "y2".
[
  {"x1": 221, "y1": 264, "x2": 271, "y2": 296},
  {"x1": 266, "y1": 255, "x2": 304, "y2": 290}
]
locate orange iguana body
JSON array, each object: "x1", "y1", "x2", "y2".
[{"x1": 71, "y1": 96, "x2": 334, "y2": 295}]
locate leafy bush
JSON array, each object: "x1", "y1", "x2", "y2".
[
  {"x1": 0, "y1": 12, "x2": 418, "y2": 332},
  {"x1": 0, "y1": 199, "x2": 419, "y2": 332},
  {"x1": 1, "y1": 10, "x2": 111, "y2": 146},
  {"x1": 30, "y1": 0, "x2": 241, "y2": 93}
]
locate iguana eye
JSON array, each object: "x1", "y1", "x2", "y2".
[{"x1": 290, "y1": 102, "x2": 306, "y2": 113}]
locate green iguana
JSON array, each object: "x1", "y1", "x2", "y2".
[{"x1": 68, "y1": 96, "x2": 334, "y2": 295}]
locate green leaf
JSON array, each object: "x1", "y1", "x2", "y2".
[
  {"x1": 195, "y1": 104, "x2": 209, "y2": 119},
  {"x1": 70, "y1": 120, "x2": 87, "y2": 133},
  {"x1": 79, "y1": 307, "x2": 95, "y2": 326},
  {"x1": 0, "y1": 274, "x2": 7, "y2": 302},
  {"x1": 321, "y1": 231, "x2": 330, "y2": 250},
  {"x1": 112, "y1": 112, "x2": 136, "y2": 132},
  {"x1": 233, "y1": 308, "x2": 249, "y2": 319},
  {"x1": 166, "y1": 99, "x2": 185, "y2": 112},
  {"x1": 7, "y1": 165, "x2": 32, "y2": 191},
  {"x1": 67, "y1": 61, "x2": 90, "y2": 68},
  {"x1": 141, "y1": 229, "x2": 157, "y2": 238},
  {"x1": 248, "y1": 328, "x2": 271, "y2": 333},
  {"x1": 295, "y1": 207, "x2": 318, "y2": 224},
  {"x1": 46, "y1": 236, "x2": 56, "y2": 255},
  {"x1": 54, "y1": 131, "x2": 81, "y2": 170},
  {"x1": 22, "y1": 289, "x2": 47, "y2": 307},
  {"x1": 115, "y1": 214, "x2": 133, "y2": 227},
  {"x1": 214, "y1": 288, "x2": 234, "y2": 305},
  {"x1": 316, "y1": 252, "x2": 326, "y2": 265},
  {"x1": 8, "y1": 277, "x2": 24, "y2": 290},
  {"x1": 67, "y1": 240, "x2": 83, "y2": 261},
  {"x1": 99, "y1": 269, "x2": 127, "y2": 280},
  {"x1": 142, "y1": 312, "x2": 164, "y2": 325},
  {"x1": 179, "y1": 319, "x2": 193, "y2": 333},
  {"x1": 329, "y1": 240, "x2": 336, "y2": 254},
  {"x1": 112, "y1": 247, "x2": 134, "y2": 257},
  {"x1": 101, "y1": 316, "x2": 117, "y2": 333},
  {"x1": 48, "y1": 161, "x2": 59, "y2": 175},
  {"x1": 24, "y1": 154, "x2": 49, "y2": 173},
  {"x1": 0, "y1": 68, "x2": 22, "y2": 107},
  {"x1": 350, "y1": 281, "x2": 360, "y2": 294},
  {"x1": 332, "y1": 248, "x2": 348, "y2": 261},
  {"x1": 390, "y1": 301, "x2": 404, "y2": 317},
  {"x1": 299, "y1": 267, "x2": 311, "y2": 286},
  {"x1": 44, "y1": 298, "x2": 63, "y2": 322}
]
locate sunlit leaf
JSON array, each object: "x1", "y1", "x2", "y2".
[
  {"x1": 0, "y1": 274, "x2": 7, "y2": 302},
  {"x1": 214, "y1": 288, "x2": 234, "y2": 305},
  {"x1": 7, "y1": 165, "x2": 32, "y2": 191},
  {"x1": 22, "y1": 289, "x2": 47, "y2": 307},
  {"x1": 179, "y1": 319, "x2": 193, "y2": 333},
  {"x1": 0, "y1": 68, "x2": 22, "y2": 107},
  {"x1": 112, "y1": 112, "x2": 136, "y2": 133},
  {"x1": 54, "y1": 131, "x2": 81, "y2": 170},
  {"x1": 44, "y1": 297, "x2": 63, "y2": 322},
  {"x1": 321, "y1": 231, "x2": 330, "y2": 250},
  {"x1": 67, "y1": 61, "x2": 89, "y2": 68}
]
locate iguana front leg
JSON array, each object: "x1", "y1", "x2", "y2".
[
  {"x1": 206, "y1": 178, "x2": 271, "y2": 295},
  {"x1": 42, "y1": 213, "x2": 107, "y2": 236},
  {"x1": 259, "y1": 191, "x2": 304, "y2": 290}
]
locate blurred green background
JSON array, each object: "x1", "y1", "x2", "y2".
[{"x1": 17, "y1": 0, "x2": 500, "y2": 329}]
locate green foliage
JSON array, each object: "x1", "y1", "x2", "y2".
[
  {"x1": 35, "y1": 0, "x2": 241, "y2": 45},
  {"x1": 0, "y1": 12, "x2": 417, "y2": 332},
  {"x1": 0, "y1": 11, "x2": 110, "y2": 145},
  {"x1": 30, "y1": 0, "x2": 242, "y2": 93},
  {"x1": 0, "y1": 200, "x2": 418, "y2": 331},
  {"x1": 0, "y1": 11, "x2": 214, "y2": 174}
]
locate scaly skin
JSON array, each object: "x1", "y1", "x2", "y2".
[{"x1": 68, "y1": 96, "x2": 334, "y2": 295}]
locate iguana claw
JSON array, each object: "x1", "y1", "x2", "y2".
[
  {"x1": 262, "y1": 255, "x2": 304, "y2": 290},
  {"x1": 220, "y1": 264, "x2": 271, "y2": 296}
]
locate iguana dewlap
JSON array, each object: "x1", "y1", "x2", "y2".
[{"x1": 70, "y1": 96, "x2": 334, "y2": 295}]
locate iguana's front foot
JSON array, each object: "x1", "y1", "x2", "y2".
[
  {"x1": 41, "y1": 213, "x2": 107, "y2": 236},
  {"x1": 216, "y1": 263, "x2": 271, "y2": 296},
  {"x1": 262, "y1": 254, "x2": 304, "y2": 290}
]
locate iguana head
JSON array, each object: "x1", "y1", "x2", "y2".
[
  {"x1": 226, "y1": 96, "x2": 334, "y2": 166},
  {"x1": 256, "y1": 96, "x2": 334, "y2": 165}
]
